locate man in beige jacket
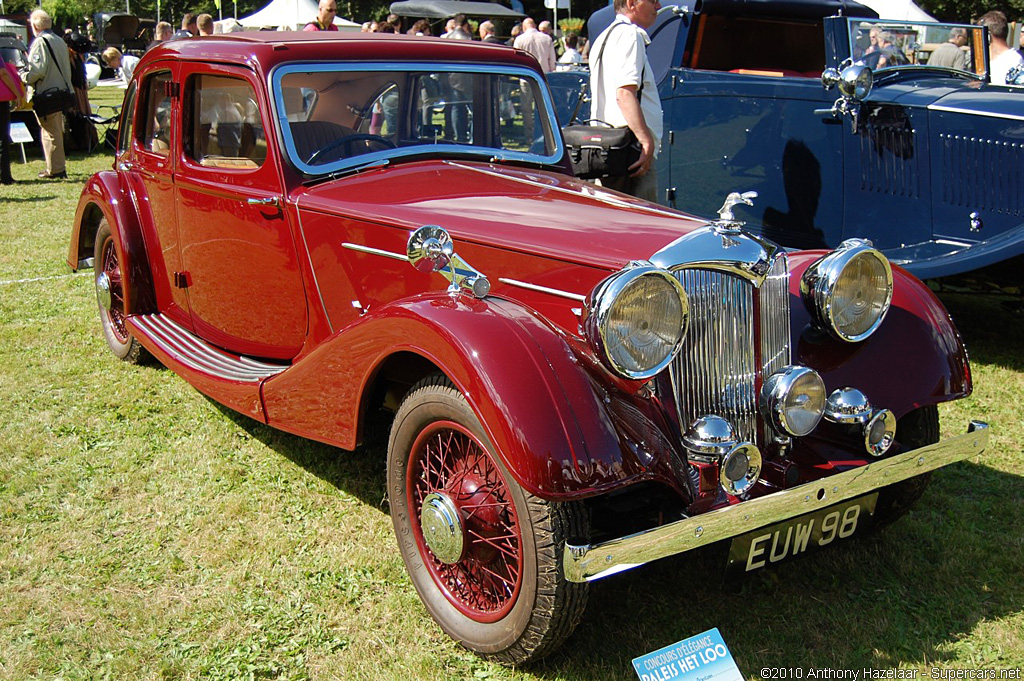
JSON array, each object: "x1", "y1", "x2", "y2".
[{"x1": 24, "y1": 8, "x2": 72, "y2": 179}]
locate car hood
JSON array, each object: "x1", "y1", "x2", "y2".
[
  {"x1": 872, "y1": 77, "x2": 1023, "y2": 119},
  {"x1": 929, "y1": 84, "x2": 1024, "y2": 120},
  {"x1": 295, "y1": 160, "x2": 711, "y2": 271}
]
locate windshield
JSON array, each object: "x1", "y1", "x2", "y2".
[
  {"x1": 273, "y1": 63, "x2": 562, "y2": 175},
  {"x1": 849, "y1": 19, "x2": 987, "y2": 78}
]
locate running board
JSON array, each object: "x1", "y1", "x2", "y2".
[{"x1": 129, "y1": 314, "x2": 287, "y2": 383}]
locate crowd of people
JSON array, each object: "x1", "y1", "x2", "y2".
[{"x1": 3, "y1": 1, "x2": 1023, "y2": 191}]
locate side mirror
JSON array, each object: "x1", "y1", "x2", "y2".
[
  {"x1": 407, "y1": 225, "x2": 491, "y2": 299},
  {"x1": 408, "y1": 225, "x2": 453, "y2": 273}
]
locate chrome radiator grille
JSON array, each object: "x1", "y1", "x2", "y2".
[{"x1": 670, "y1": 256, "x2": 791, "y2": 445}]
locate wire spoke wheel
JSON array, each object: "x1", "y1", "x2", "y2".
[
  {"x1": 93, "y1": 219, "x2": 147, "y2": 363},
  {"x1": 99, "y1": 234, "x2": 130, "y2": 344},
  {"x1": 408, "y1": 421, "x2": 522, "y2": 622},
  {"x1": 388, "y1": 375, "x2": 588, "y2": 665}
]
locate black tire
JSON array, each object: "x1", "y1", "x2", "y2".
[
  {"x1": 872, "y1": 405, "x2": 939, "y2": 528},
  {"x1": 387, "y1": 375, "x2": 588, "y2": 665},
  {"x1": 94, "y1": 219, "x2": 148, "y2": 364}
]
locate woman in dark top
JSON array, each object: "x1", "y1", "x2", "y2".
[{"x1": 0, "y1": 53, "x2": 24, "y2": 184}]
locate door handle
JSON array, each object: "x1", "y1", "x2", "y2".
[{"x1": 247, "y1": 197, "x2": 281, "y2": 207}]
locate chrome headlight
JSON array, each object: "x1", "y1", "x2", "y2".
[
  {"x1": 761, "y1": 366, "x2": 826, "y2": 437},
  {"x1": 586, "y1": 265, "x2": 689, "y2": 380},
  {"x1": 800, "y1": 239, "x2": 893, "y2": 342},
  {"x1": 839, "y1": 63, "x2": 873, "y2": 100}
]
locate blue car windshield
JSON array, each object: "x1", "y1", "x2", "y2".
[
  {"x1": 273, "y1": 63, "x2": 562, "y2": 175},
  {"x1": 849, "y1": 19, "x2": 987, "y2": 78}
]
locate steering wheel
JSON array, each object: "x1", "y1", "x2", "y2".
[{"x1": 307, "y1": 133, "x2": 396, "y2": 166}]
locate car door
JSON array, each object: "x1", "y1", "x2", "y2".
[
  {"x1": 658, "y1": 13, "x2": 848, "y2": 249},
  {"x1": 662, "y1": 71, "x2": 847, "y2": 249},
  {"x1": 122, "y1": 65, "x2": 193, "y2": 328},
  {"x1": 838, "y1": 97, "x2": 933, "y2": 250},
  {"x1": 173, "y1": 64, "x2": 307, "y2": 360}
]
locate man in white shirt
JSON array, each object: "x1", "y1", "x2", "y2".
[
  {"x1": 513, "y1": 18, "x2": 556, "y2": 73},
  {"x1": 978, "y1": 10, "x2": 1023, "y2": 84},
  {"x1": 556, "y1": 34, "x2": 584, "y2": 70},
  {"x1": 588, "y1": 0, "x2": 662, "y2": 201}
]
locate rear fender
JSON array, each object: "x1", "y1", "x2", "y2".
[
  {"x1": 68, "y1": 171, "x2": 157, "y2": 314},
  {"x1": 788, "y1": 252, "x2": 971, "y2": 414},
  {"x1": 261, "y1": 293, "x2": 683, "y2": 500}
]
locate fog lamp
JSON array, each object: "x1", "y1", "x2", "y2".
[
  {"x1": 864, "y1": 409, "x2": 896, "y2": 457},
  {"x1": 682, "y1": 414, "x2": 737, "y2": 461},
  {"x1": 761, "y1": 366, "x2": 826, "y2": 437},
  {"x1": 719, "y1": 443, "x2": 762, "y2": 496}
]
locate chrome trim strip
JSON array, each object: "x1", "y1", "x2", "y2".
[
  {"x1": 341, "y1": 242, "x2": 408, "y2": 262},
  {"x1": 563, "y1": 421, "x2": 989, "y2": 582},
  {"x1": 928, "y1": 104, "x2": 1024, "y2": 122},
  {"x1": 497, "y1": 278, "x2": 587, "y2": 302}
]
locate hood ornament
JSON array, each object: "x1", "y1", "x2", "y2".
[{"x1": 713, "y1": 190, "x2": 757, "y2": 239}]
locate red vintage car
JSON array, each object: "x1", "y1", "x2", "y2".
[{"x1": 68, "y1": 32, "x2": 988, "y2": 664}]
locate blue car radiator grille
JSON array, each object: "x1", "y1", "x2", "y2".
[{"x1": 670, "y1": 256, "x2": 791, "y2": 446}]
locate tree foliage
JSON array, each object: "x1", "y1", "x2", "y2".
[{"x1": 919, "y1": 0, "x2": 1024, "y2": 23}]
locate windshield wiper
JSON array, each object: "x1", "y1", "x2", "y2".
[
  {"x1": 488, "y1": 153, "x2": 558, "y2": 169},
  {"x1": 303, "y1": 158, "x2": 390, "y2": 186}
]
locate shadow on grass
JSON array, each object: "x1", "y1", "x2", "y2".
[
  {"x1": 209, "y1": 398, "x2": 390, "y2": 514},
  {"x1": 937, "y1": 290, "x2": 1024, "y2": 373},
  {"x1": 529, "y1": 460, "x2": 1023, "y2": 676},
  {"x1": 3, "y1": 194, "x2": 62, "y2": 202}
]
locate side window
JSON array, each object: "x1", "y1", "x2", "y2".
[
  {"x1": 185, "y1": 74, "x2": 266, "y2": 169},
  {"x1": 136, "y1": 71, "x2": 172, "y2": 157},
  {"x1": 117, "y1": 82, "x2": 137, "y2": 154}
]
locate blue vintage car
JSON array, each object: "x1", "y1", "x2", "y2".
[{"x1": 552, "y1": 0, "x2": 1024, "y2": 289}]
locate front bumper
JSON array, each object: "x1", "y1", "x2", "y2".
[{"x1": 563, "y1": 420, "x2": 989, "y2": 582}]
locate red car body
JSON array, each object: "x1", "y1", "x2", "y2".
[{"x1": 68, "y1": 32, "x2": 988, "y2": 664}]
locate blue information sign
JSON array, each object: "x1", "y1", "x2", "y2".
[{"x1": 631, "y1": 627, "x2": 743, "y2": 681}]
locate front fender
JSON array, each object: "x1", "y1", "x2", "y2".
[
  {"x1": 261, "y1": 293, "x2": 677, "y2": 501},
  {"x1": 68, "y1": 171, "x2": 156, "y2": 314},
  {"x1": 788, "y1": 252, "x2": 971, "y2": 414}
]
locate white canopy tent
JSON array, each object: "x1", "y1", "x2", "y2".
[
  {"x1": 0, "y1": 18, "x2": 28, "y2": 43},
  {"x1": 858, "y1": 0, "x2": 936, "y2": 22},
  {"x1": 239, "y1": 0, "x2": 360, "y2": 30}
]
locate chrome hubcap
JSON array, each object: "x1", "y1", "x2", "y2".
[
  {"x1": 419, "y1": 492, "x2": 464, "y2": 564},
  {"x1": 95, "y1": 272, "x2": 113, "y2": 311}
]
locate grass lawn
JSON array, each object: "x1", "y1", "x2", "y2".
[{"x1": 0, "y1": 85, "x2": 1021, "y2": 680}]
